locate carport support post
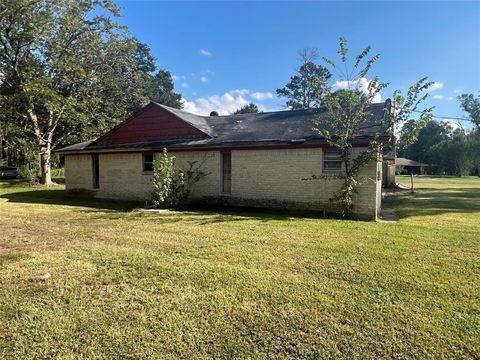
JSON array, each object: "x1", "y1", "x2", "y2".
[{"x1": 410, "y1": 173, "x2": 415, "y2": 194}]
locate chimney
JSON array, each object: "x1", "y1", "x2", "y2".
[{"x1": 210, "y1": 111, "x2": 219, "y2": 116}]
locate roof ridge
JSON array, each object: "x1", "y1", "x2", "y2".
[
  {"x1": 150, "y1": 101, "x2": 213, "y2": 137},
  {"x1": 201, "y1": 108, "x2": 319, "y2": 118},
  {"x1": 154, "y1": 101, "x2": 387, "y2": 118},
  {"x1": 150, "y1": 101, "x2": 205, "y2": 119}
]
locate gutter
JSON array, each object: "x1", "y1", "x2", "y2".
[{"x1": 56, "y1": 136, "x2": 390, "y2": 156}]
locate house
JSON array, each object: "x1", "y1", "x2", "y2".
[
  {"x1": 395, "y1": 157, "x2": 429, "y2": 175},
  {"x1": 57, "y1": 101, "x2": 393, "y2": 219}
]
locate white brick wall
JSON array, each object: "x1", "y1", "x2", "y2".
[
  {"x1": 64, "y1": 155, "x2": 92, "y2": 191},
  {"x1": 64, "y1": 147, "x2": 381, "y2": 219},
  {"x1": 230, "y1": 148, "x2": 380, "y2": 218},
  {"x1": 172, "y1": 151, "x2": 220, "y2": 198},
  {"x1": 98, "y1": 153, "x2": 153, "y2": 201}
]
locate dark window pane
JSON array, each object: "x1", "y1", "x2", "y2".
[
  {"x1": 222, "y1": 153, "x2": 231, "y2": 193},
  {"x1": 92, "y1": 156, "x2": 99, "y2": 189},
  {"x1": 143, "y1": 154, "x2": 154, "y2": 172},
  {"x1": 323, "y1": 150, "x2": 342, "y2": 172}
]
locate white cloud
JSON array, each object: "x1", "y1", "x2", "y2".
[
  {"x1": 200, "y1": 76, "x2": 208, "y2": 83},
  {"x1": 333, "y1": 77, "x2": 382, "y2": 102},
  {"x1": 230, "y1": 89, "x2": 250, "y2": 96},
  {"x1": 426, "y1": 81, "x2": 444, "y2": 92},
  {"x1": 199, "y1": 49, "x2": 212, "y2": 57},
  {"x1": 251, "y1": 91, "x2": 274, "y2": 101},
  {"x1": 181, "y1": 88, "x2": 279, "y2": 116},
  {"x1": 182, "y1": 91, "x2": 250, "y2": 115},
  {"x1": 440, "y1": 119, "x2": 462, "y2": 131},
  {"x1": 172, "y1": 74, "x2": 186, "y2": 82},
  {"x1": 171, "y1": 75, "x2": 189, "y2": 88},
  {"x1": 433, "y1": 94, "x2": 453, "y2": 101}
]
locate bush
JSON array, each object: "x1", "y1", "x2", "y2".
[
  {"x1": 20, "y1": 164, "x2": 40, "y2": 181},
  {"x1": 152, "y1": 149, "x2": 207, "y2": 209}
]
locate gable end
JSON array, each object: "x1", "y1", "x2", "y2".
[{"x1": 91, "y1": 103, "x2": 210, "y2": 146}]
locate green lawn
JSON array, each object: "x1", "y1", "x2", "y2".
[{"x1": 0, "y1": 176, "x2": 479, "y2": 358}]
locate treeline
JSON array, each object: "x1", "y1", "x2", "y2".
[
  {"x1": 1, "y1": 0, "x2": 478, "y2": 184},
  {"x1": 398, "y1": 94, "x2": 480, "y2": 176},
  {"x1": 0, "y1": 0, "x2": 182, "y2": 183}
]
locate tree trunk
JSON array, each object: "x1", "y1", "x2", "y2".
[
  {"x1": 0, "y1": 119, "x2": 3, "y2": 165},
  {"x1": 25, "y1": 100, "x2": 55, "y2": 185},
  {"x1": 40, "y1": 144, "x2": 53, "y2": 185}
]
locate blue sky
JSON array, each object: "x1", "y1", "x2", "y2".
[{"x1": 117, "y1": 0, "x2": 479, "y2": 127}]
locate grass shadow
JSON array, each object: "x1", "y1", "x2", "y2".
[
  {"x1": 74, "y1": 205, "x2": 332, "y2": 224},
  {"x1": 0, "y1": 187, "x2": 329, "y2": 221},
  {"x1": 386, "y1": 187, "x2": 480, "y2": 218},
  {"x1": 0, "y1": 189, "x2": 141, "y2": 212}
]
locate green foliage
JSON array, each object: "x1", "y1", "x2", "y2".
[
  {"x1": 431, "y1": 130, "x2": 477, "y2": 176},
  {"x1": 0, "y1": 0, "x2": 157, "y2": 184},
  {"x1": 312, "y1": 38, "x2": 431, "y2": 218},
  {"x1": 400, "y1": 113, "x2": 480, "y2": 176},
  {"x1": 147, "y1": 69, "x2": 183, "y2": 109},
  {"x1": 276, "y1": 48, "x2": 331, "y2": 109},
  {"x1": 391, "y1": 79, "x2": 434, "y2": 141},
  {"x1": 399, "y1": 120, "x2": 452, "y2": 163},
  {"x1": 397, "y1": 119, "x2": 427, "y2": 153},
  {"x1": 458, "y1": 93, "x2": 480, "y2": 127},
  {"x1": 152, "y1": 149, "x2": 207, "y2": 208},
  {"x1": 312, "y1": 39, "x2": 384, "y2": 217},
  {"x1": 233, "y1": 103, "x2": 261, "y2": 114},
  {"x1": 152, "y1": 149, "x2": 176, "y2": 207}
]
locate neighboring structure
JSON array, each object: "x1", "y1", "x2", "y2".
[
  {"x1": 58, "y1": 101, "x2": 393, "y2": 219},
  {"x1": 382, "y1": 147, "x2": 396, "y2": 188},
  {"x1": 395, "y1": 157, "x2": 429, "y2": 175}
]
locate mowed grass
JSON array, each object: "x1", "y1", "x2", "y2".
[{"x1": 0, "y1": 176, "x2": 479, "y2": 358}]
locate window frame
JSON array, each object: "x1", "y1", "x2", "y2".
[
  {"x1": 221, "y1": 151, "x2": 232, "y2": 194},
  {"x1": 142, "y1": 152, "x2": 154, "y2": 172},
  {"x1": 323, "y1": 149, "x2": 343, "y2": 173}
]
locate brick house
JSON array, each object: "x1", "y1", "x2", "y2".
[{"x1": 58, "y1": 101, "x2": 393, "y2": 219}]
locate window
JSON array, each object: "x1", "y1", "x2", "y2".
[
  {"x1": 323, "y1": 150, "x2": 342, "y2": 172},
  {"x1": 143, "y1": 153, "x2": 154, "y2": 172},
  {"x1": 92, "y1": 155, "x2": 99, "y2": 189},
  {"x1": 221, "y1": 152, "x2": 231, "y2": 194}
]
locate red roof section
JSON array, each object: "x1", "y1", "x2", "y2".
[{"x1": 92, "y1": 103, "x2": 209, "y2": 146}]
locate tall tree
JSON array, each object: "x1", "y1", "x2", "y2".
[
  {"x1": 276, "y1": 48, "x2": 331, "y2": 109},
  {"x1": 430, "y1": 130, "x2": 476, "y2": 176},
  {"x1": 402, "y1": 120, "x2": 452, "y2": 163},
  {"x1": 397, "y1": 116, "x2": 430, "y2": 155},
  {"x1": 0, "y1": 0, "x2": 155, "y2": 184},
  {"x1": 147, "y1": 69, "x2": 183, "y2": 109},
  {"x1": 459, "y1": 93, "x2": 480, "y2": 127},
  {"x1": 458, "y1": 92, "x2": 480, "y2": 174},
  {"x1": 312, "y1": 37, "x2": 432, "y2": 217},
  {"x1": 233, "y1": 103, "x2": 260, "y2": 114}
]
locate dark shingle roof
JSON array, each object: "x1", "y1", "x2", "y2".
[
  {"x1": 157, "y1": 103, "x2": 213, "y2": 136},
  {"x1": 58, "y1": 101, "x2": 392, "y2": 153},
  {"x1": 200, "y1": 103, "x2": 388, "y2": 142}
]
